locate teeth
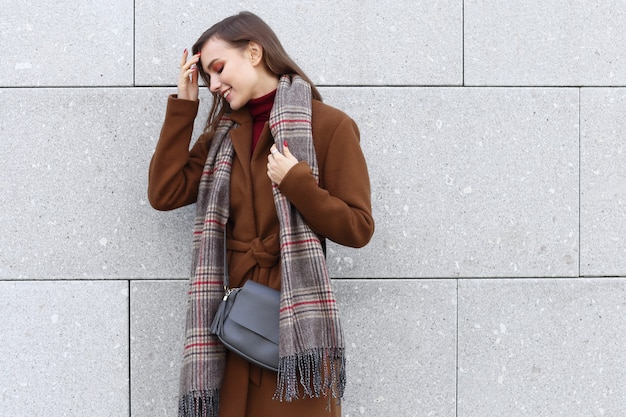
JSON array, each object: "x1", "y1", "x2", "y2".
[{"x1": 223, "y1": 89, "x2": 230, "y2": 98}]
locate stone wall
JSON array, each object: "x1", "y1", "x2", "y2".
[{"x1": 2, "y1": 1, "x2": 625, "y2": 416}]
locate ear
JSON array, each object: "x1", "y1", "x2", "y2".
[{"x1": 248, "y1": 41, "x2": 264, "y2": 66}]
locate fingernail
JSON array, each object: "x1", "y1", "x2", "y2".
[
  {"x1": 184, "y1": 48, "x2": 188, "y2": 54},
  {"x1": 283, "y1": 140, "x2": 288, "y2": 147}
]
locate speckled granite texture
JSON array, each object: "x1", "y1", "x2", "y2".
[{"x1": 2, "y1": 1, "x2": 626, "y2": 416}]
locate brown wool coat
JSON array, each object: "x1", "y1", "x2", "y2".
[{"x1": 148, "y1": 94, "x2": 374, "y2": 417}]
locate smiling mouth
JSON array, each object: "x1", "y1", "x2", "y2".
[{"x1": 222, "y1": 89, "x2": 231, "y2": 99}]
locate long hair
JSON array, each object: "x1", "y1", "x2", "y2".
[{"x1": 192, "y1": 11, "x2": 322, "y2": 134}]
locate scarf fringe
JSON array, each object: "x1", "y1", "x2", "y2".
[
  {"x1": 274, "y1": 348, "x2": 346, "y2": 402},
  {"x1": 179, "y1": 390, "x2": 219, "y2": 417}
]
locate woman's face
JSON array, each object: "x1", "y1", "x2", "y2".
[{"x1": 200, "y1": 37, "x2": 262, "y2": 111}]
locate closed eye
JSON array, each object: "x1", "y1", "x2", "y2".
[{"x1": 209, "y1": 62, "x2": 224, "y2": 75}]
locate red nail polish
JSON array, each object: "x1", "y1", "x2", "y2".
[
  {"x1": 283, "y1": 140, "x2": 288, "y2": 147},
  {"x1": 184, "y1": 48, "x2": 188, "y2": 54}
]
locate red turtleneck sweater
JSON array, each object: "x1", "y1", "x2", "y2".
[{"x1": 247, "y1": 89, "x2": 277, "y2": 152}]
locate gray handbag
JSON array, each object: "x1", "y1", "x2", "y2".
[{"x1": 210, "y1": 234, "x2": 280, "y2": 372}]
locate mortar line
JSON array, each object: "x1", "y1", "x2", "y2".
[
  {"x1": 128, "y1": 279, "x2": 132, "y2": 417},
  {"x1": 2, "y1": 275, "x2": 625, "y2": 283},
  {"x1": 578, "y1": 88, "x2": 582, "y2": 278},
  {"x1": 462, "y1": 0, "x2": 465, "y2": 87},
  {"x1": 4, "y1": 84, "x2": 626, "y2": 90},
  {"x1": 455, "y1": 278, "x2": 460, "y2": 417},
  {"x1": 459, "y1": 4, "x2": 464, "y2": 413},
  {"x1": 1, "y1": 275, "x2": 624, "y2": 283},
  {"x1": 133, "y1": 0, "x2": 136, "y2": 86}
]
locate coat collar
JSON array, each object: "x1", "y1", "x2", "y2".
[
  {"x1": 227, "y1": 107, "x2": 274, "y2": 163},
  {"x1": 228, "y1": 106, "x2": 252, "y2": 126}
]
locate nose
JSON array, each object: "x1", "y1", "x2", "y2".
[{"x1": 209, "y1": 76, "x2": 221, "y2": 93}]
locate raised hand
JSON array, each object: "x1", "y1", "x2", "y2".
[{"x1": 177, "y1": 49, "x2": 201, "y2": 101}]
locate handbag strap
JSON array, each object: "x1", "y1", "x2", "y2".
[{"x1": 223, "y1": 231, "x2": 230, "y2": 291}]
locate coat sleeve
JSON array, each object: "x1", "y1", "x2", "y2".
[
  {"x1": 278, "y1": 115, "x2": 375, "y2": 248},
  {"x1": 148, "y1": 95, "x2": 212, "y2": 211}
]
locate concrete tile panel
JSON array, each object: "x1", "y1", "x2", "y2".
[
  {"x1": 135, "y1": 1, "x2": 462, "y2": 86},
  {"x1": 458, "y1": 278, "x2": 626, "y2": 416},
  {"x1": 129, "y1": 279, "x2": 457, "y2": 417},
  {"x1": 465, "y1": 1, "x2": 626, "y2": 86},
  {"x1": 336, "y1": 279, "x2": 457, "y2": 417},
  {"x1": 131, "y1": 280, "x2": 187, "y2": 417},
  {"x1": 0, "y1": 281, "x2": 129, "y2": 415},
  {"x1": 0, "y1": 0, "x2": 134, "y2": 87},
  {"x1": 581, "y1": 88, "x2": 626, "y2": 276},
  {"x1": 0, "y1": 87, "x2": 579, "y2": 279},
  {"x1": 0, "y1": 87, "x2": 209, "y2": 279},
  {"x1": 323, "y1": 87, "x2": 579, "y2": 278}
]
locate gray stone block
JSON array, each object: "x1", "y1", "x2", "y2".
[
  {"x1": 0, "y1": 87, "x2": 580, "y2": 279},
  {"x1": 336, "y1": 279, "x2": 457, "y2": 417},
  {"x1": 129, "y1": 279, "x2": 457, "y2": 416},
  {"x1": 0, "y1": 1, "x2": 133, "y2": 87},
  {"x1": 581, "y1": 88, "x2": 626, "y2": 276},
  {"x1": 458, "y1": 278, "x2": 626, "y2": 416},
  {"x1": 131, "y1": 280, "x2": 187, "y2": 417},
  {"x1": 135, "y1": 2, "x2": 462, "y2": 86},
  {"x1": 465, "y1": 2, "x2": 626, "y2": 86},
  {"x1": 0, "y1": 87, "x2": 204, "y2": 279},
  {"x1": 0, "y1": 280, "x2": 129, "y2": 415},
  {"x1": 323, "y1": 87, "x2": 579, "y2": 278}
]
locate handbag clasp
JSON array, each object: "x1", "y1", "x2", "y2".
[{"x1": 223, "y1": 287, "x2": 233, "y2": 300}]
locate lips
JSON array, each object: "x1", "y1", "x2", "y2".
[{"x1": 222, "y1": 88, "x2": 231, "y2": 100}]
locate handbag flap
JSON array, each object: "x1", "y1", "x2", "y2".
[{"x1": 228, "y1": 280, "x2": 280, "y2": 344}]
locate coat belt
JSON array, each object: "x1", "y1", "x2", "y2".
[{"x1": 226, "y1": 234, "x2": 280, "y2": 280}]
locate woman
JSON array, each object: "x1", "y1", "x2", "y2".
[{"x1": 148, "y1": 11, "x2": 374, "y2": 417}]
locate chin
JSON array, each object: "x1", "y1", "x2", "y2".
[{"x1": 227, "y1": 98, "x2": 243, "y2": 110}]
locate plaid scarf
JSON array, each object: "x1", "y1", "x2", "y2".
[{"x1": 179, "y1": 75, "x2": 346, "y2": 417}]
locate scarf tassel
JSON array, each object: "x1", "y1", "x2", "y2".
[
  {"x1": 274, "y1": 348, "x2": 346, "y2": 403},
  {"x1": 179, "y1": 390, "x2": 219, "y2": 417}
]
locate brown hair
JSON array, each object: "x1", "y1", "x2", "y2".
[{"x1": 192, "y1": 11, "x2": 322, "y2": 134}]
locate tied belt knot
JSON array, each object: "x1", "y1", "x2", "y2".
[{"x1": 226, "y1": 234, "x2": 280, "y2": 281}]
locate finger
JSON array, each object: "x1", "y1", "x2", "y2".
[
  {"x1": 269, "y1": 145, "x2": 280, "y2": 158},
  {"x1": 180, "y1": 49, "x2": 189, "y2": 68},
  {"x1": 282, "y1": 141, "x2": 294, "y2": 157},
  {"x1": 282, "y1": 145, "x2": 298, "y2": 163},
  {"x1": 181, "y1": 68, "x2": 194, "y2": 83},
  {"x1": 180, "y1": 54, "x2": 200, "y2": 75},
  {"x1": 180, "y1": 68, "x2": 192, "y2": 85},
  {"x1": 191, "y1": 64, "x2": 198, "y2": 84}
]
